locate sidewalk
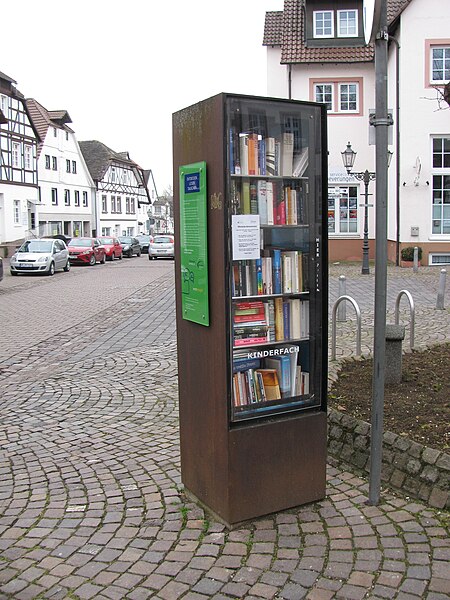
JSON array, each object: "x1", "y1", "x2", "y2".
[{"x1": 0, "y1": 265, "x2": 449, "y2": 599}]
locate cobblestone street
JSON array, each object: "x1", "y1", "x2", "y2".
[{"x1": 0, "y1": 258, "x2": 449, "y2": 599}]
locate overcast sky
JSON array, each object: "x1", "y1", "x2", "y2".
[{"x1": 2, "y1": 0, "x2": 284, "y2": 197}]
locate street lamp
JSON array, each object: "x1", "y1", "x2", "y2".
[{"x1": 341, "y1": 142, "x2": 392, "y2": 275}]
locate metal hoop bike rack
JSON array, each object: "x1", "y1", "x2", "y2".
[
  {"x1": 394, "y1": 290, "x2": 415, "y2": 350},
  {"x1": 331, "y1": 295, "x2": 362, "y2": 360}
]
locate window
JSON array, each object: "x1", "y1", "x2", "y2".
[
  {"x1": 337, "y1": 10, "x2": 358, "y2": 37},
  {"x1": 111, "y1": 196, "x2": 116, "y2": 213},
  {"x1": 0, "y1": 94, "x2": 7, "y2": 113},
  {"x1": 72, "y1": 160, "x2": 77, "y2": 174},
  {"x1": 313, "y1": 10, "x2": 333, "y2": 38},
  {"x1": 116, "y1": 196, "x2": 122, "y2": 213},
  {"x1": 328, "y1": 186, "x2": 358, "y2": 233},
  {"x1": 431, "y1": 46, "x2": 450, "y2": 83},
  {"x1": 52, "y1": 156, "x2": 57, "y2": 171},
  {"x1": 111, "y1": 167, "x2": 116, "y2": 182},
  {"x1": 314, "y1": 84, "x2": 333, "y2": 111},
  {"x1": 13, "y1": 200, "x2": 20, "y2": 224},
  {"x1": 12, "y1": 142, "x2": 20, "y2": 167},
  {"x1": 432, "y1": 137, "x2": 450, "y2": 235},
  {"x1": 74, "y1": 191, "x2": 80, "y2": 207},
  {"x1": 53, "y1": 127, "x2": 57, "y2": 137},
  {"x1": 24, "y1": 145, "x2": 32, "y2": 170},
  {"x1": 82, "y1": 191, "x2": 88, "y2": 207},
  {"x1": 66, "y1": 131, "x2": 69, "y2": 141},
  {"x1": 45, "y1": 155, "x2": 50, "y2": 169},
  {"x1": 51, "y1": 188, "x2": 58, "y2": 206},
  {"x1": 66, "y1": 159, "x2": 70, "y2": 173},
  {"x1": 433, "y1": 137, "x2": 450, "y2": 168},
  {"x1": 130, "y1": 197, "x2": 135, "y2": 213},
  {"x1": 126, "y1": 227, "x2": 134, "y2": 236},
  {"x1": 311, "y1": 79, "x2": 362, "y2": 114},
  {"x1": 102, "y1": 227, "x2": 111, "y2": 236},
  {"x1": 102, "y1": 195, "x2": 107, "y2": 213},
  {"x1": 64, "y1": 189, "x2": 70, "y2": 206},
  {"x1": 339, "y1": 83, "x2": 358, "y2": 112}
]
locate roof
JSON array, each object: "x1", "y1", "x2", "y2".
[
  {"x1": 26, "y1": 99, "x2": 74, "y2": 157},
  {"x1": 263, "y1": 0, "x2": 412, "y2": 65},
  {"x1": 79, "y1": 140, "x2": 143, "y2": 182}
]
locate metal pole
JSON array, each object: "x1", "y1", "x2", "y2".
[
  {"x1": 413, "y1": 246, "x2": 419, "y2": 273},
  {"x1": 368, "y1": 0, "x2": 389, "y2": 506},
  {"x1": 337, "y1": 275, "x2": 347, "y2": 321},
  {"x1": 436, "y1": 269, "x2": 447, "y2": 310},
  {"x1": 362, "y1": 173, "x2": 370, "y2": 274}
]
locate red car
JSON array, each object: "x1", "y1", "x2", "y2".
[
  {"x1": 96, "y1": 236, "x2": 123, "y2": 261},
  {"x1": 68, "y1": 237, "x2": 106, "y2": 265}
]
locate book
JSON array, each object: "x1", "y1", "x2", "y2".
[
  {"x1": 282, "y1": 253, "x2": 293, "y2": 293},
  {"x1": 239, "y1": 133, "x2": 249, "y2": 175},
  {"x1": 258, "y1": 138, "x2": 266, "y2": 176},
  {"x1": 273, "y1": 250, "x2": 282, "y2": 294},
  {"x1": 242, "y1": 181, "x2": 251, "y2": 214},
  {"x1": 281, "y1": 132, "x2": 294, "y2": 176},
  {"x1": 233, "y1": 356, "x2": 261, "y2": 373},
  {"x1": 262, "y1": 256, "x2": 273, "y2": 295},
  {"x1": 256, "y1": 368, "x2": 281, "y2": 401},
  {"x1": 293, "y1": 147, "x2": 308, "y2": 177},
  {"x1": 266, "y1": 181, "x2": 275, "y2": 225},
  {"x1": 248, "y1": 133, "x2": 259, "y2": 175},
  {"x1": 265, "y1": 137, "x2": 276, "y2": 176},
  {"x1": 250, "y1": 182, "x2": 258, "y2": 214},
  {"x1": 257, "y1": 180, "x2": 267, "y2": 224},
  {"x1": 265, "y1": 354, "x2": 291, "y2": 398},
  {"x1": 283, "y1": 301, "x2": 290, "y2": 340},
  {"x1": 289, "y1": 298, "x2": 301, "y2": 339},
  {"x1": 235, "y1": 336, "x2": 268, "y2": 347},
  {"x1": 256, "y1": 258, "x2": 263, "y2": 295},
  {"x1": 274, "y1": 297, "x2": 284, "y2": 341}
]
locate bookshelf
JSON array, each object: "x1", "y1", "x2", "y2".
[{"x1": 173, "y1": 93, "x2": 328, "y2": 527}]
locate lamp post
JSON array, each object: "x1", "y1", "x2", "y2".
[{"x1": 341, "y1": 142, "x2": 392, "y2": 275}]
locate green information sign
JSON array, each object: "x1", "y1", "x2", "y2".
[{"x1": 179, "y1": 162, "x2": 209, "y2": 326}]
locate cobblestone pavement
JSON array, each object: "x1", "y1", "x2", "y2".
[{"x1": 0, "y1": 259, "x2": 449, "y2": 599}]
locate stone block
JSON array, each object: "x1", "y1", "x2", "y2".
[
  {"x1": 405, "y1": 458, "x2": 422, "y2": 476},
  {"x1": 383, "y1": 431, "x2": 397, "y2": 446},
  {"x1": 355, "y1": 421, "x2": 370, "y2": 436},
  {"x1": 436, "y1": 453, "x2": 450, "y2": 471},
  {"x1": 420, "y1": 466, "x2": 439, "y2": 484},
  {"x1": 422, "y1": 447, "x2": 440, "y2": 465},
  {"x1": 428, "y1": 487, "x2": 449, "y2": 510},
  {"x1": 390, "y1": 469, "x2": 405, "y2": 488},
  {"x1": 385, "y1": 324, "x2": 405, "y2": 385}
]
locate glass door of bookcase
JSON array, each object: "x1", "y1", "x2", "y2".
[{"x1": 226, "y1": 96, "x2": 326, "y2": 423}]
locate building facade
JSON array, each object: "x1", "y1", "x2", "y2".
[
  {"x1": 26, "y1": 99, "x2": 96, "y2": 239},
  {"x1": 0, "y1": 72, "x2": 39, "y2": 247},
  {"x1": 79, "y1": 141, "x2": 150, "y2": 237},
  {"x1": 264, "y1": 0, "x2": 450, "y2": 265}
]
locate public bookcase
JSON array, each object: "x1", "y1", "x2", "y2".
[{"x1": 173, "y1": 93, "x2": 328, "y2": 527}]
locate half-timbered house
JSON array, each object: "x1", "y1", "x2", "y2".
[
  {"x1": 26, "y1": 99, "x2": 96, "y2": 239},
  {"x1": 0, "y1": 71, "x2": 39, "y2": 248},
  {"x1": 79, "y1": 141, "x2": 150, "y2": 237}
]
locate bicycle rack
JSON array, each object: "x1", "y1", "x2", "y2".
[
  {"x1": 394, "y1": 290, "x2": 415, "y2": 350},
  {"x1": 331, "y1": 295, "x2": 362, "y2": 360}
]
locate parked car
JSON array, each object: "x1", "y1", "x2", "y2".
[
  {"x1": 0, "y1": 256, "x2": 3, "y2": 281},
  {"x1": 135, "y1": 234, "x2": 153, "y2": 254},
  {"x1": 148, "y1": 235, "x2": 175, "y2": 259},
  {"x1": 68, "y1": 237, "x2": 106, "y2": 265},
  {"x1": 96, "y1": 236, "x2": 123, "y2": 261},
  {"x1": 10, "y1": 238, "x2": 70, "y2": 276},
  {"x1": 118, "y1": 236, "x2": 141, "y2": 257}
]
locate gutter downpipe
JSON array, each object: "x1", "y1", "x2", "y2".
[
  {"x1": 390, "y1": 35, "x2": 401, "y2": 266},
  {"x1": 288, "y1": 64, "x2": 292, "y2": 99}
]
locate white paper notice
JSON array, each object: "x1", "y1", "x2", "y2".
[{"x1": 232, "y1": 214, "x2": 261, "y2": 260}]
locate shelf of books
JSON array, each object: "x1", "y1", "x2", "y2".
[{"x1": 227, "y1": 96, "x2": 325, "y2": 423}]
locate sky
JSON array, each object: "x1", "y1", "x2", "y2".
[{"x1": 2, "y1": 0, "x2": 284, "y2": 198}]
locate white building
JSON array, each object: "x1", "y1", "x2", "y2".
[
  {"x1": 264, "y1": 0, "x2": 450, "y2": 265},
  {"x1": 0, "y1": 71, "x2": 39, "y2": 249},
  {"x1": 79, "y1": 141, "x2": 150, "y2": 237},
  {"x1": 26, "y1": 99, "x2": 96, "y2": 239}
]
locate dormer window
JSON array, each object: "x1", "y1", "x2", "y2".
[
  {"x1": 313, "y1": 11, "x2": 333, "y2": 38},
  {"x1": 338, "y1": 10, "x2": 358, "y2": 37}
]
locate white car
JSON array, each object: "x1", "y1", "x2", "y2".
[
  {"x1": 148, "y1": 235, "x2": 175, "y2": 259},
  {"x1": 10, "y1": 238, "x2": 70, "y2": 276}
]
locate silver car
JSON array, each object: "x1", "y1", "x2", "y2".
[
  {"x1": 10, "y1": 238, "x2": 70, "y2": 276},
  {"x1": 148, "y1": 235, "x2": 175, "y2": 260}
]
